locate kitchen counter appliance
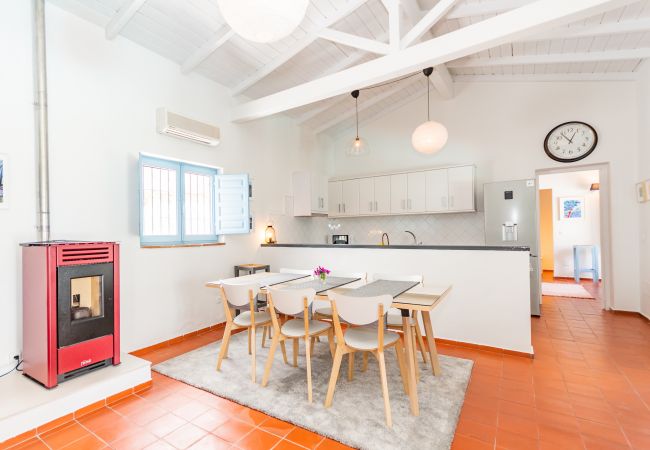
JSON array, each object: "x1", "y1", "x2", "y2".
[{"x1": 332, "y1": 234, "x2": 349, "y2": 245}]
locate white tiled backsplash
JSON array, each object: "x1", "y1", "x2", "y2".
[{"x1": 266, "y1": 212, "x2": 486, "y2": 246}]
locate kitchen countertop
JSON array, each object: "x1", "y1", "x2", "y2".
[{"x1": 261, "y1": 243, "x2": 530, "y2": 252}]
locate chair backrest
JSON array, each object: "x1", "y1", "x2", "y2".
[
  {"x1": 372, "y1": 273, "x2": 423, "y2": 284},
  {"x1": 279, "y1": 268, "x2": 313, "y2": 276},
  {"x1": 221, "y1": 282, "x2": 260, "y2": 307},
  {"x1": 329, "y1": 271, "x2": 367, "y2": 281},
  {"x1": 328, "y1": 292, "x2": 392, "y2": 326},
  {"x1": 268, "y1": 287, "x2": 316, "y2": 315}
]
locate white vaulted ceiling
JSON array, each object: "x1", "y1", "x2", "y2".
[{"x1": 51, "y1": 0, "x2": 650, "y2": 137}]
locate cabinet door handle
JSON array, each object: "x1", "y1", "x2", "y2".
[
  {"x1": 343, "y1": 203, "x2": 346, "y2": 213},
  {"x1": 369, "y1": 201, "x2": 373, "y2": 211},
  {"x1": 374, "y1": 200, "x2": 378, "y2": 211},
  {"x1": 338, "y1": 203, "x2": 341, "y2": 213}
]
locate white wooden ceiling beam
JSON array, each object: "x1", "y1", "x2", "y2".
[
  {"x1": 454, "y1": 73, "x2": 639, "y2": 82},
  {"x1": 401, "y1": 0, "x2": 460, "y2": 48},
  {"x1": 447, "y1": 0, "x2": 530, "y2": 20},
  {"x1": 232, "y1": 0, "x2": 636, "y2": 122},
  {"x1": 447, "y1": 48, "x2": 650, "y2": 68},
  {"x1": 383, "y1": 0, "x2": 401, "y2": 52},
  {"x1": 525, "y1": 16, "x2": 650, "y2": 41},
  {"x1": 316, "y1": 28, "x2": 391, "y2": 54},
  {"x1": 105, "y1": 0, "x2": 147, "y2": 40},
  {"x1": 181, "y1": 29, "x2": 235, "y2": 74},
  {"x1": 231, "y1": 0, "x2": 370, "y2": 96},
  {"x1": 312, "y1": 76, "x2": 422, "y2": 134}
]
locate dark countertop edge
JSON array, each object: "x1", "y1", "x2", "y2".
[{"x1": 261, "y1": 243, "x2": 530, "y2": 252}]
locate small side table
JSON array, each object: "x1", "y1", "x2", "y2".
[
  {"x1": 234, "y1": 264, "x2": 270, "y2": 277},
  {"x1": 573, "y1": 245, "x2": 599, "y2": 282}
]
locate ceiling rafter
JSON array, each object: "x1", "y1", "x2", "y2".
[
  {"x1": 230, "y1": 0, "x2": 370, "y2": 96},
  {"x1": 401, "y1": 0, "x2": 460, "y2": 49},
  {"x1": 316, "y1": 28, "x2": 390, "y2": 54},
  {"x1": 447, "y1": 0, "x2": 530, "y2": 20},
  {"x1": 526, "y1": 16, "x2": 650, "y2": 41},
  {"x1": 454, "y1": 73, "x2": 639, "y2": 82},
  {"x1": 105, "y1": 0, "x2": 147, "y2": 40},
  {"x1": 448, "y1": 48, "x2": 650, "y2": 68},
  {"x1": 181, "y1": 28, "x2": 235, "y2": 74},
  {"x1": 231, "y1": 0, "x2": 639, "y2": 122}
]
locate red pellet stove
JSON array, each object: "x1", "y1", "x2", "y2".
[{"x1": 21, "y1": 241, "x2": 120, "y2": 388}]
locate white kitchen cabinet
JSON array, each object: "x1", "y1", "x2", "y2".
[
  {"x1": 341, "y1": 179, "x2": 360, "y2": 216},
  {"x1": 328, "y1": 181, "x2": 342, "y2": 216},
  {"x1": 390, "y1": 174, "x2": 407, "y2": 213},
  {"x1": 359, "y1": 178, "x2": 374, "y2": 215},
  {"x1": 425, "y1": 169, "x2": 449, "y2": 212},
  {"x1": 292, "y1": 171, "x2": 327, "y2": 216},
  {"x1": 407, "y1": 172, "x2": 426, "y2": 213},
  {"x1": 448, "y1": 165, "x2": 475, "y2": 211},
  {"x1": 374, "y1": 176, "x2": 391, "y2": 214}
]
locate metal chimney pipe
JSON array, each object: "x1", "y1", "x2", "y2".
[{"x1": 33, "y1": 0, "x2": 51, "y2": 241}]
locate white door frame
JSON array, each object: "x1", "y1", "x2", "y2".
[{"x1": 535, "y1": 163, "x2": 612, "y2": 310}]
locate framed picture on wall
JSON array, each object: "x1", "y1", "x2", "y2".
[
  {"x1": 0, "y1": 154, "x2": 6, "y2": 209},
  {"x1": 559, "y1": 197, "x2": 584, "y2": 220},
  {"x1": 637, "y1": 181, "x2": 648, "y2": 203}
]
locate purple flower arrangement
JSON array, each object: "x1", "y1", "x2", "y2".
[{"x1": 314, "y1": 266, "x2": 330, "y2": 283}]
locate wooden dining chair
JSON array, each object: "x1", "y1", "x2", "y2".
[
  {"x1": 324, "y1": 292, "x2": 408, "y2": 428},
  {"x1": 216, "y1": 282, "x2": 272, "y2": 383},
  {"x1": 262, "y1": 287, "x2": 334, "y2": 402},
  {"x1": 372, "y1": 273, "x2": 429, "y2": 371}
]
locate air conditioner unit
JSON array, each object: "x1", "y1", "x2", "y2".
[{"x1": 156, "y1": 108, "x2": 220, "y2": 146}]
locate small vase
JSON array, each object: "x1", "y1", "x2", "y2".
[{"x1": 320, "y1": 275, "x2": 327, "y2": 285}]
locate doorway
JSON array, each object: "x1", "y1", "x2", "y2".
[{"x1": 536, "y1": 166, "x2": 608, "y2": 309}]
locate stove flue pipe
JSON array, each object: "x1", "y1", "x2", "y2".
[{"x1": 33, "y1": 0, "x2": 51, "y2": 241}]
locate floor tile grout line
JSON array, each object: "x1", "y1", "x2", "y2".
[{"x1": 69, "y1": 419, "x2": 110, "y2": 450}]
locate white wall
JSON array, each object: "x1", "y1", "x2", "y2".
[
  {"x1": 0, "y1": 2, "x2": 325, "y2": 370},
  {"x1": 539, "y1": 171, "x2": 601, "y2": 279},
  {"x1": 638, "y1": 63, "x2": 650, "y2": 320},
  {"x1": 326, "y1": 81, "x2": 641, "y2": 312}
]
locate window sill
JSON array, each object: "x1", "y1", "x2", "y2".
[{"x1": 141, "y1": 242, "x2": 225, "y2": 249}]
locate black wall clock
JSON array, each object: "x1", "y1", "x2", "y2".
[{"x1": 544, "y1": 121, "x2": 598, "y2": 163}]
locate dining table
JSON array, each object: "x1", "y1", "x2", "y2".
[{"x1": 206, "y1": 272, "x2": 452, "y2": 416}]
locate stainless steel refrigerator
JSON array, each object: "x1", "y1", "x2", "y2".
[{"x1": 484, "y1": 179, "x2": 541, "y2": 316}]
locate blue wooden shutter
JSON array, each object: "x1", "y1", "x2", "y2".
[{"x1": 215, "y1": 174, "x2": 250, "y2": 235}]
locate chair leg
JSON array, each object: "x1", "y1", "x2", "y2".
[
  {"x1": 262, "y1": 332, "x2": 280, "y2": 387},
  {"x1": 394, "y1": 339, "x2": 409, "y2": 395},
  {"x1": 362, "y1": 352, "x2": 369, "y2": 372},
  {"x1": 293, "y1": 338, "x2": 299, "y2": 367},
  {"x1": 377, "y1": 351, "x2": 392, "y2": 428},
  {"x1": 280, "y1": 340, "x2": 288, "y2": 364},
  {"x1": 310, "y1": 336, "x2": 316, "y2": 350},
  {"x1": 412, "y1": 331, "x2": 420, "y2": 380},
  {"x1": 414, "y1": 317, "x2": 429, "y2": 365},
  {"x1": 216, "y1": 322, "x2": 232, "y2": 371},
  {"x1": 348, "y1": 352, "x2": 355, "y2": 381},
  {"x1": 248, "y1": 328, "x2": 252, "y2": 355},
  {"x1": 250, "y1": 325, "x2": 257, "y2": 383},
  {"x1": 324, "y1": 345, "x2": 344, "y2": 408},
  {"x1": 327, "y1": 328, "x2": 335, "y2": 358},
  {"x1": 305, "y1": 336, "x2": 313, "y2": 403},
  {"x1": 262, "y1": 326, "x2": 267, "y2": 348}
]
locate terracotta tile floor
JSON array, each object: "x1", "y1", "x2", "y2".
[{"x1": 7, "y1": 277, "x2": 650, "y2": 449}]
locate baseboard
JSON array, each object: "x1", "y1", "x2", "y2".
[
  {"x1": 130, "y1": 322, "x2": 225, "y2": 356},
  {"x1": 610, "y1": 309, "x2": 650, "y2": 321},
  {"x1": 435, "y1": 338, "x2": 534, "y2": 359}
]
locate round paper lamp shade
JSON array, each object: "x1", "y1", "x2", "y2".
[
  {"x1": 217, "y1": 0, "x2": 309, "y2": 43},
  {"x1": 347, "y1": 137, "x2": 370, "y2": 156},
  {"x1": 411, "y1": 120, "x2": 448, "y2": 154}
]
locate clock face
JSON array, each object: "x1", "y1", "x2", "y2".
[{"x1": 544, "y1": 121, "x2": 598, "y2": 163}]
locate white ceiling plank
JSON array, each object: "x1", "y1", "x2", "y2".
[
  {"x1": 430, "y1": 64, "x2": 455, "y2": 99},
  {"x1": 448, "y1": 48, "x2": 650, "y2": 68},
  {"x1": 312, "y1": 76, "x2": 423, "y2": 134},
  {"x1": 401, "y1": 0, "x2": 461, "y2": 48},
  {"x1": 105, "y1": 0, "x2": 147, "y2": 39},
  {"x1": 296, "y1": 97, "x2": 347, "y2": 124},
  {"x1": 316, "y1": 28, "x2": 391, "y2": 54},
  {"x1": 526, "y1": 16, "x2": 650, "y2": 41},
  {"x1": 453, "y1": 72, "x2": 639, "y2": 81},
  {"x1": 232, "y1": 0, "x2": 638, "y2": 122},
  {"x1": 447, "y1": 0, "x2": 531, "y2": 20},
  {"x1": 181, "y1": 29, "x2": 235, "y2": 74},
  {"x1": 231, "y1": 0, "x2": 371, "y2": 95}
]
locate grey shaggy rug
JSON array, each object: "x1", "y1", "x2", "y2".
[{"x1": 154, "y1": 332, "x2": 473, "y2": 450}]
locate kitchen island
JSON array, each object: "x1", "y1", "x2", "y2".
[{"x1": 259, "y1": 243, "x2": 533, "y2": 355}]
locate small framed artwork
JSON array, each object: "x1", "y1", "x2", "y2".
[
  {"x1": 560, "y1": 196, "x2": 584, "y2": 220},
  {"x1": 637, "y1": 181, "x2": 648, "y2": 203},
  {"x1": 0, "y1": 154, "x2": 6, "y2": 209}
]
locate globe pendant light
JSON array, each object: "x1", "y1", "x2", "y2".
[
  {"x1": 412, "y1": 67, "x2": 448, "y2": 154},
  {"x1": 348, "y1": 90, "x2": 370, "y2": 156},
  {"x1": 217, "y1": 0, "x2": 309, "y2": 44}
]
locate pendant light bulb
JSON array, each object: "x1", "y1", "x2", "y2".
[
  {"x1": 347, "y1": 90, "x2": 369, "y2": 156},
  {"x1": 412, "y1": 67, "x2": 448, "y2": 154}
]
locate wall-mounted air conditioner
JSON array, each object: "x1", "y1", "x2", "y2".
[{"x1": 156, "y1": 108, "x2": 220, "y2": 146}]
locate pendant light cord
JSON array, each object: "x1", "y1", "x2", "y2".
[
  {"x1": 355, "y1": 96, "x2": 359, "y2": 138},
  {"x1": 427, "y1": 74, "x2": 430, "y2": 121}
]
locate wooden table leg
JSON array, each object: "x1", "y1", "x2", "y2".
[
  {"x1": 421, "y1": 310, "x2": 441, "y2": 376},
  {"x1": 402, "y1": 314, "x2": 419, "y2": 416}
]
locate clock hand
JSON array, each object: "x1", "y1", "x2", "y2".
[
  {"x1": 569, "y1": 130, "x2": 578, "y2": 143},
  {"x1": 560, "y1": 133, "x2": 571, "y2": 142}
]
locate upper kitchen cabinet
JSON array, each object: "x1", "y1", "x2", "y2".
[
  {"x1": 448, "y1": 165, "x2": 475, "y2": 211},
  {"x1": 359, "y1": 176, "x2": 390, "y2": 215},
  {"x1": 341, "y1": 179, "x2": 360, "y2": 216},
  {"x1": 425, "y1": 168, "x2": 449, "y2": 212},
  {"x1": 292, "y1": 171, "x2": 328, "y2": 216},
  {"x1": 328, "y1": 180, "x2": 342, "y2": 216},
  {"x1": 391, "y1": 173, "x2": 425, "y2": 213}
]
